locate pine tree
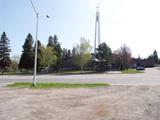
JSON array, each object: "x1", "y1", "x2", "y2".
[
  {"x1": 67, "y1": 50, "x2": 71, "y2": 58},
  {"x1": 53, "y1": 35, "x2": 62, "y2": 72},
  {"x1": 19, "y1": 33, "x2": 34, "y2": 72},
  {"x1": 0, "y1": 32, "x2": 11, "y2": 73},
  {"x1": 47, "y1": 35, "x2": 62, "y2": 72},
  {"x1": 62, "y1": 48, "x2": 68, "y2": 59},
  {"x1": 47, "y1": 36, "x2": 54, "y2": 47},
  {"x1": 72, "y1": 47, "x2": 76, "y2": 57},
  {"x1": 53, "y1": 35, "x2": 62, "y2": 57},
  {"x1": 153, "y1": 50, "x2": 158, "y2": 64},
  {"x1": 95, "y1": 42, "x2": 112, "y2": 71},
  {"x1": 34, "y1": 40, "x2": 42, "y2": 72}
]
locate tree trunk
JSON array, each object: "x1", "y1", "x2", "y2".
[
  {"x1": 81, "y1": 65, "x2": 83, "y2": 72},
  {"x1": 2, "y1": 69, "x2": 4, "y2": 75}
]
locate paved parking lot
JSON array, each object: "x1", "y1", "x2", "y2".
[
  {"x1": 0, "y1": 68, "x2": 160, "y2": 85},
  {"x1": 1, "y1": 68, "x2": 160, "y2": 120}
]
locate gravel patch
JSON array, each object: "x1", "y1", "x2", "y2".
[{"x1": 0, "y1": 86, "x2": 160, "y2": 120}]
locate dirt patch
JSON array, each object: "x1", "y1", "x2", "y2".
[{"x1": 0, "y1": 86, "x2": 160, "y2": 120}]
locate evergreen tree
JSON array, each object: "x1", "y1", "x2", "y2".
[
  {"x1": 47, "y1": 35, "x2": 62, "y2": 72},
  {"x1": 61, "y1": 48, "x2": 74, "y2": 70},
  {"x1": 153, "y1": 50, "x2": 158, "y2": 64},
  {"x1": 53, "y1": 35, "x2": 62, "y2": 72},
  {"x1": 53, "y1": 35, "x2": 58, "y2": 45},
  {"x1": 19, "y1": 33, "x2": 34, "y2": 71},
  {"x1": 33, "y1": 40, "x2": 42, "y2": 72},
  {"x1": 72, "y1": 47, "x2": 76, "y2": 57},
  {"x1": 62, "y1": 48, "x2": 71, "y2": 59},
  {"x1": 62, "y1": 48, "x2": 68, "y2": 59},
  {"x1": 47, "y1": 36, "x2": 54, "y2": 47},
  {"x1": 95, "y1": 42, "x2": 112, "y2": 71},
  {"x1": 0, "y1": 32, "x2": 11, "y2": 73},
  {"x1": 67, "y1": 50, "x2": 71, "y2": 58},
  {"x1": 52, "y1": 35, "x2": 62, "y2": 58}
]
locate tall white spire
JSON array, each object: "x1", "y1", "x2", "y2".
[{"x1": 94, "y1": 6, "x2": 101, "y2": 55}]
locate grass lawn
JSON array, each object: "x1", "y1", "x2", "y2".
[
  {"x1": 1, "y1": 71, "x2": 103, "y2": 76},
  {"x1": 0, "y1": 72, "x2": 18, "y2": 75},
  {"x1": 122, "y1": 69, "x2": 143, "y2": 74},
  {"x1": 0, "y1": 72, "x2": 33, "y2": 75},
  {"x1": 53, "y1": 71, "x2": 102, "y2": 75},
  {"x1": 8, "y1": 82, "x2": 110, "y2": 89}
]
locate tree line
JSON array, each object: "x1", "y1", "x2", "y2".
[{"x1": 0, "y1": 32, "x2": 159, "y2": 74}]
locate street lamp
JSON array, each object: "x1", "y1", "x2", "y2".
[{"x1": 29, "y1": 0, "x2": 50, "y2": 86}]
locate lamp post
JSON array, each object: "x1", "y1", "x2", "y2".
[
  {"x1": 29, "y1": 0, "x2": 50, "y2": 86},
  {"x1": 33, "y1": 12, "x2": 39, "y2": 86},
  {"x1": 29, "y1": 0, "x2": 39, "y2": 86}
]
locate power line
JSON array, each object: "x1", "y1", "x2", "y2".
[{"x1": 29, "y1": 0, "x2": 38, "y2": 14}]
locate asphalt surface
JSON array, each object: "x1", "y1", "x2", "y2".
[{"x1": 0, "y1": 68, "x2": 160, "y2": 85}]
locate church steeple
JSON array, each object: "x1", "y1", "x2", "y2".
[{"x1": 94, "y1": 6, "x2": 101, "y2": 55}]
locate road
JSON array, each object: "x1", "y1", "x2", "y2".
[{"x1": 0, "y1": 67, "x2": 160, "y2": 85}]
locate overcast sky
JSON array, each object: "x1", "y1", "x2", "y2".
[{"x1": 1, "y1": 0, "x2": 160, "y2": 58}]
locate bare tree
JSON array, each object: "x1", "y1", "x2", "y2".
[
  {"x1": 120, "y1": 44, "x2": 132, "y2": 70},
  {"x1": 112, "y1": 50, "x2": 121, "y2": 70},
  {"x1": 112, "y1": 44, "x2": 132, "y2": 70}
]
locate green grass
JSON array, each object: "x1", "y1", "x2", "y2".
[
  {"x1": 0, "y1": 72, "x2": 18, "y2": 75},
  {"x1": 0, "y1": 72, "x2": 33, "y2": 76},
  {"x1": 53, "y1": 71, "x2": 101, "y2": 75},
  {"x1": 0, "y1": 71, "x2": 102, "y2": 76},
  {"x1": 122, "y1": 69, "x2": 143, "y2": 74},
  {"x1": 8, "y1": 82, "x2": 110, "y2": 89}
]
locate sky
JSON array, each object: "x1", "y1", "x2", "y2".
[{"x1": 1, "y1": 0, "x2": 160, "y2": 58}]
